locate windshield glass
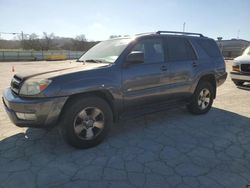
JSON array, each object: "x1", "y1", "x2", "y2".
[
  {"x1": 79, "y1": 38, "x2": 133, "y2": 63},
  {"x1": 243, "y1": 46, "x2": 250, "y2": 55}
]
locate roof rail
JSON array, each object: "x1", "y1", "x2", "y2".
[
  {"x1": 135, "y1": 32, "x2": 156, "y2": 36},
  {"x1": 156, "y1": 31, "x2": 204, "y2": 37}
]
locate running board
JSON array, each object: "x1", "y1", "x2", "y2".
[{"x1": 119, "y1": 100, "x2": 188, "y2": 120}]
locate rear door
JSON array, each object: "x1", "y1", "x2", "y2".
[{"x1": 165, "y1": 36, "x2": 198, "y2": 98}]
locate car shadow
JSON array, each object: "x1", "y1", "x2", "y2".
[
  {"x1": 1, "y1": 106, "x2": 250, "y2": 154},
  {"x1": 237, "y1": 83, "x2": 250, "y2": 91},
  {"x1": 0, "y1": 107, "x2": 250, "y2": 187}
]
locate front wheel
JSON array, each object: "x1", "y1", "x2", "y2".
[
  {"x1": 187, "y1": 82, "x2": 214, "y2": 115},
  {"x1": 60, "y1": 96, "x2": 113, "y2": 149}
]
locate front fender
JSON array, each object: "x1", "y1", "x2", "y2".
[
  {"x1": 58, "y1": 77, "x2": 120, "y2": 97},
  {"x1": 56, "y1": 77, "x2": 123, "y2": 118}
]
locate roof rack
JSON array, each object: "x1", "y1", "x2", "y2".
[
  {"x1": 135, "y1": 32, "x2": 156, "y2": 36},
  {"x1": 156, "y1": 31, "x2": 204, "y2": 37}
]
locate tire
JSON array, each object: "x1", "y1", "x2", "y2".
[
  {"x1": 187, "y1": 82, "x2": 214, "y2": 115},
  {"x1": 60, "y1": 96, "x2": 113, "y2": 149},
  {"x1": 233, "y1": 80, "x2": 244, "y2": 86}
]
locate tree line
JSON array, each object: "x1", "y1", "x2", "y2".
[{"x1": 0, "y1": 32, "x2": 99, "y2": 51}]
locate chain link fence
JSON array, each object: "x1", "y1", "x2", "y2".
[{"x1": 0, "y1": 50, "x2": 84, "y2": 61}]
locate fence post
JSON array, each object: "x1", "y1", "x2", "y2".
[{"x1": 31, "y1": 51, "x2": 33, "y2": 61}]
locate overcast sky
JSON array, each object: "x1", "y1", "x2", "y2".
[{"x1": 0, "y1": 0, "x2": 250, "y2": 41}]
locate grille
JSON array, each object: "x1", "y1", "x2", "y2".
[
  {"x1": 241, "y1": 64, "x2": 250, "y2": 73},
  {"x1": 10, "y1": 75, "x2": 23, "y2": 94}
]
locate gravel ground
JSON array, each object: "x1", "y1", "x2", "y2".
[{"x1": 0, "y1": 60, "x2": 250, "y2": 188}]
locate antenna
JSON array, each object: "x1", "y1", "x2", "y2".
[{"x1": 183, "y1": 22, "x2": 186, "y2": 32}]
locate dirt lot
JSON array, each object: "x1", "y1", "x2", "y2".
[{"x1": 0, "y1": 60, "x2": 250, "y2": 188}]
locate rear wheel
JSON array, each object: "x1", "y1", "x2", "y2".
[
  {"x1": 60, "y1": 96, "x2": 113, "y2": 149},
  {"x1": 187, "y1": 82, "x2": 214, "y2": 115}
]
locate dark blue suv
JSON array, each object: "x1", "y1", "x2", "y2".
[{"x1": 2, "y1": 31, "x2": 227, "y2": 148}]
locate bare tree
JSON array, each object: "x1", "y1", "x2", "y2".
[
  {"x1": 41, "y1": 32, "x2": 56, "y2": 50},
  {"x1": 109, "y1": 35, "x2": 121, "y2": 39},
  {"x1": 1, "y1": 32, "x2": 99, "y2": 51},
  {"x1": 19, "y1": 33, "x2": 41, "y2": 50},
  {"x1": 75, "y1": 34, "x2": 86, "y2": 42},
  {"x1": 27, "y1": 33, "x2": 40, "y2": 50},
  {"x1": 72, "y1": 34, "x2": 87, "y2": 51}
]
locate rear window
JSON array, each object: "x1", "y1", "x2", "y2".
[
  {"x1": 166, "y1": 37, "x2": 197, "y2": 62},
  {"x1": 196, "y1": 39, "x2": 221, "y2": 57}
]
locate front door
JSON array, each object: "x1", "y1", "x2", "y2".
[{"x1": 122, "y1": 37, "x2": 169, "y2": 110}]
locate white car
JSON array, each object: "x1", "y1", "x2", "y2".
[{"x1": 230, "y1": 46, "x2": 250, "y2": 86}]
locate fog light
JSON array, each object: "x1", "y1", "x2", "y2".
[
  {"x1": 16, "y1": 112, "x2": 36, "y2": 120},
  {"x1": 16, "y1": 112, "x2": 25, "y2": 120}
]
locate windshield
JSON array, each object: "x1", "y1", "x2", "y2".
[
  {"x1": 79, "y1": 38, "x2": 133, "y2": 63},
  {"x1": 243, "y1": 46, "x2": 250, "y2": 56}
]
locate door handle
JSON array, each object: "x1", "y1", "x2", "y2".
[
  {"x1": 192, "y1": 61, "x2": 198, "y2": 67},
  {"x1": 160, "y1": 65, "x2": 168, "y2": 71}
]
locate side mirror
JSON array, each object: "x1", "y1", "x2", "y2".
[{"x1": 125, "y1": 51, "x2": 144, "y2": 67}]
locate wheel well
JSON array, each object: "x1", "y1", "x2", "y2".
[
  {"x1": 198, "y1": 74, "x2": 217, "y2": 98},
  {"x1": 59, "y1": 90, "x2": 115, "y2": 123}
]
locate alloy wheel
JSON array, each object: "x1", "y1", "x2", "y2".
[
  {"x1": 73, "y1": 107, "x2": 105, "y2": 140},
  {"x1": 197, "y1": 88, "x2": 210, "y2": 110}
]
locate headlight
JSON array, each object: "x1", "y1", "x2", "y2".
[
  {"x1": 232, "y1": 65, "x2": 240, "y2": 72},
  {"x1": 19, "y1": 78, "x2": 52, "y2": 95}
]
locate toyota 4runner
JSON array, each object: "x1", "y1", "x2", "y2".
[{"x1": 2, "y1": 31, "x2": 227, "y2": 148}]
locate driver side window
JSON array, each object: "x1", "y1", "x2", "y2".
[{"x1": 131, "y1": 39, "x2": 164, "y2": 64}]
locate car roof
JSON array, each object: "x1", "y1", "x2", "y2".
[
  {"x1": 137, "y1": 31, "x2": 205, "y2": 37},
  {"x1": 106, "y1": 31, "x2": 209, "y2": 42}
]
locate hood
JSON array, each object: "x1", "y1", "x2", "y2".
[
  {"x1": 15, "y1": 61, "x2": 110, "y2": 80},
  {"x1": 234, "y1": 55, "x2": 250, "y2": 64}
]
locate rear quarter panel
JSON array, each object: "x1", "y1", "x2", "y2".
[{"x1": 189, "y1": 38, "x2": 225, "y2": 93}]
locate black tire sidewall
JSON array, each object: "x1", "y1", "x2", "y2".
[
  {"x1": 60, "y1": 96, "x2": 113, "y2": 149},
  {"x1": 188, "y1": 82, "x2": 214, "y2": 114}
]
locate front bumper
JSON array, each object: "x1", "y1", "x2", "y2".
[
  {"x1": 2, "y1": 88, "x2": 68, "y2": 128},
  {"x1": 230, "y1": 72, "x2": 250, "y2": 82}
]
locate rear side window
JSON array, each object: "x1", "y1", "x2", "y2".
[
  {"x1": 196, "y1": 39, "x2": 221, "y2": 57},
  {"x1": 166, "y1": 37, "x2": 197, "y2": 62}
]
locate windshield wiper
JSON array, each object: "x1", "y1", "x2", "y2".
[
  {"x1": 76, "y1": 59, "x2": 85, "y2": 62},
  {"x1": 84, "y1": 59, "x2": 104, "y2": 63}
]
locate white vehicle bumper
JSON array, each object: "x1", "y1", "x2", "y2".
[{"x1": 230, "y1": 72, "x2": 250, "y2": 81}]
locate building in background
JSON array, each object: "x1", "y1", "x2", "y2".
[{"x1": 217, "y1": 38, "x2": 250, "y2": 59}]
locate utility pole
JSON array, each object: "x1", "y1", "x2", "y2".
[
  {"x1": 183, "y1": 22, "x2": 186, "y2": 32},
  {"x1": 0, "y1": 31, "x2": 28, "y2": 50},
  {"x1": 21, "y1": 31, "x2": 24, "y2": 50},
  {"x1": 0, "y1": 31, "x2": 25, "y2": 41},
  {"x1": 21, "y1": 31, "x2": 24, "y2": 41},
  {"x1": 237, "y1": 29, "x2": 240, "y2": 39}
]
